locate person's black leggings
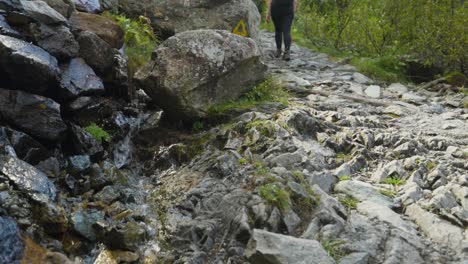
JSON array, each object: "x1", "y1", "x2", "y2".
[{"x1": 271, "y1": 4, "x2": 294, "y2": 51}]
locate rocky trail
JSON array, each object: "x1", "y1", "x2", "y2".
[
  {"x1": 0, "y1": 1, "x2": 467, "y2": 262},
  {"x1": 132, "y1": 32, "x2": 468, "y2": 263}
]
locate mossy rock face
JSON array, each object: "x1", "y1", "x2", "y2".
[{"x1": 445, "y1": 71, "x2": 467, "y2": 87}]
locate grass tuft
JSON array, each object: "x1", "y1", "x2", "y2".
[
  {"x1": 84, "y1": 123, "x2": 111, "y2": 144},
  {"x1": 259, "y1": 183, "x2": 290, "y2": 211}
]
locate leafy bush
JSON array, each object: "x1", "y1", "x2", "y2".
[
  {"x1": 84, "y1": 123, "x2": 111, "y2": 144},
  {"x1": 104, "y1": 12, "x2": 159, "y2": 76},
  {"x1": 209, "y1": 77, "x2": 289, "y2": 114},
  {"x1": 259, "y1": 183, "x2": 290, "y2": 211},
  {"x1": 291, "y1": 0, "x2": 467, "y2": 82}
]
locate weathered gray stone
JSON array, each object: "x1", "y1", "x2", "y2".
[
  {"x1": 0, "y1": 155, "x2": 57, "y2": 203},
  {"x1": 357, "y1": 201, "x2": 416, "y2": 234},
  {"x1": 371, "y1": 160, "x2": 407, "y2": 183},
  {"x1": 387, "y1": 83, "x2": 408, "y2": 96},
  {"x1": 119, "y1": 0, "x2": 261, "y2": 40},
  {"x1": 77, "y1": 31, "x2": 114, "y2": 74},
  {"x1": 0, "y1": 216, "x2": 24, "y2": 264},
  {"x1": 73, "y1": 0, "x2": 100, "y2": 13},
  {"x1": 246, "y1": 229, "x2": 335, "y2": 264},
  {"x1": 20, "y1": 0, "x2": 67, "y2": 24},
  {"x1": 334, "y1": 180, "x2": 394, "y2": 208},
  {"x1": 60, "y1": 58, "x2": 104, "y2": 100},
  {"x1": 135, "y1": 30, "x2": 266, "y2": 120},
  {"x1": 0, "y1": 89, "x2": 67, "y2": 142},
  {"x1": 30, "y1": 23, "x2": 79, "y2": 60},
  {"x1": 0, "y1": 35, "x2": 60, "y2": 95},
  {"x1": 71, "y1": 210, "x2": 104, "y2": 241},
  {"x1": 365, "y1": 85, "x2": 381, "y2": 98}
]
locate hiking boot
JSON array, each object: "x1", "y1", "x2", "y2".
[
  {"x1": 275, "y1": 49, "x2": 282, "y2": 58},
  {"x1": 283, "y1": 50, "x2": 291, "y2": 61}
]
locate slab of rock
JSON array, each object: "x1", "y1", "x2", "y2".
[
  {"x1": 334, "y1": 180, "x2": 394, "y2": 208},
  {"x1": 30, "y1": 23, "x2": 79, "y2": 60},
  {"x1": 119, "y1": 0, "x2": 261, "y2": 40},
  {"x1": 60, "y1": 58, "x2": 104, "y2": 100},
  {"x1": 387, "y1": 83, "x2": 408, "y2": 96},
  {"x1": 70, "y1": 12, "x2": 124, "y2": 49},
  {"x1": 135, "y1": 30, "x2": 267, "y2": 121},
  {"x1": 365, "y1": 85, "x2": 381, "y2": 98},
  {"x1": 246, "y1": 229, "x2": 335, "y2": 264},
  {"x1": 77, "y1": 31, "x2": 114, "y2": 74},
  {"x1": 357, "y1": 201, "x2": 416, "y2": 234},
  {"x1": 371, "y1": 160, "x2": 407, "y2": 183},
  {"x1": 73, "y1": 0, "x2": 100, "y2": 13},
  {"x1": 0, "y1": 89, "x2": 67, "y2": 142},
  {"x1": 406, "y1": 204, "x2": 468, "y2": 256},
  {"x1": 402, "y1": 92, "x2": 427, "y2": 105},
  {"x1": 41, "y1": 0, "x2": 75, "y2": 18},
  {"x1": 0, "y1": 216, "x2": 24, "y2": 264},
  {"x1": 19, "y1": 0, "x2": 67, "y2": 24},
  {"x1": 0, "y1": 155, "x2": 57, "y2": 203},
  {"x1": 352, "y1": 72, "x2": 373, "y2": 84},
  {"x1": 0, "y1": 35, "x2": 60, "y2": 95}
]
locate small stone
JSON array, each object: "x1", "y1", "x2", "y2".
[
  {"x1": 353, "y1": 72, "x2": 373, "y2": 84},
  {"x1": 365, "y1": 85, "x2": 381, "y2": 98},
  {"x1": 387, "y1": 83, "x2": 408, "y2": 96},
  {"x1": 67, "y1": 155, "x2": 91, "y2": 175}
]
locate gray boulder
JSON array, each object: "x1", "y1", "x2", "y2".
[
  {"x1": 135, "y1": 30, "x2": 267, "y2": 120},
  {"x1": 0, "y1": 89, "x2": 67, "y2": 142},
  {"x1": 119, "y1": 0, "x2": 261, "y2": 40},
  {"x1": 0, "y1": 34, "x2": 60, "y2": 95},
  {"x1": 60, "y1": 58, "x2": 104, "y2": 100},
  {"x1": 41, "y1": 0, "x2": 75, "y2": 18},
  {"x1": 0, "y1": 216, "x2": 24, "y2": 264},
  {"x1": 0, "y1": 155, "x2": 57, "y2": 203},
  {"x1": 77, "y1": 31, "x2": 114, "y2": 74},
  {"x1": 73, "y1": 0, "x2": 100, "y2": 13},
  {"x1": 246, "y1": 229, "x2": 335, "y2": 264},
  {"x1": 30, "y1": 23, "x2": 79, "y2": 60},
  {"x1": 19, "y1": 0, "x2": 67, "y2": 24}
]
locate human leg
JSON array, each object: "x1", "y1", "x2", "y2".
[
  {"x1": 282, "y1": 13, "x2": 294, "y2": 61},
  {"x1": 271, "y1": 9, "x2": 283, "y2": 56}
]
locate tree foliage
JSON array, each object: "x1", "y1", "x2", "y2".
[{"x1": 293, "y1": 0, "x2": 467, "y2": 76}]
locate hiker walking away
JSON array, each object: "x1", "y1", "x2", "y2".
[{"x1": 266, "y1": 0, "x2": 298, "y2": 61}]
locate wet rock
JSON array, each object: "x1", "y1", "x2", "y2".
[
  {"x1": 73, "y1": 0, "x2": 100, "y2": 13},
  {"x1": 2, "y1": 127, "x2": 50, "y2": 165},
  {"x1": 119, "y1": 0, "x2": 261, "y2": 40},
  {"x1": 94, "y1": 220, "x2": 147, "y2": 251},
  {"x1": 0, "y1": 155, "x2": 57, "y2": 203},
  {"x1": 67, "y1": 155, "x2": 91, "y2": 175},
  {"x1": 77, "y1": 31, "x2": 114, "y2": 74},
  {"x1": 0, "y1": 216, "x2": 24, "y2": 264},
  {"x1": 69, "y1": 123, "x2": 104, "y2": 159},
  {"x1": 35, "y1": 157, "x2": 61, "y2": 178},
  {"x1": 60, "y1": 58, "x2": 105, "y2": 100},
  {"x1": 70, "y1": 11, "x2": 124, "y2": 49},
  {"x1": 41, "y1": 0, "x2": 75, "y2": 18},
  {"x1": 135, "y1": 29, "x2": 266, "y2": 121},
  {"x1": 246, "y1": 229, "x2": 334, "y2": 264},
  {"x1": 0, "y1": 35, "x2": 60, "y2": 95},
  {"x1": 19, "y1": 0, "x2": 67, "y2": 24},
  {"x1": 94, "y1": 185, "x2": 120, "y2": 204},
  {"x1": 0, "y1": 14, "x2": 21, "y2": 37},
  {"x1": 0, "y1": 89, "x2": 67, "y2": 142},
  {"x1": 30, "y1": 23, "x2": 79, "y2": 60},
  {"x1": 71, "y1": 210, "x2": 104, "y2": 241},
  {"x1": 93, "y1": 249, "x2": 139, "y2": 264}
]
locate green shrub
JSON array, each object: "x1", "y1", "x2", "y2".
[
  {"x1": 209, "y1": 77, "x2": 289, "y2": 114},
  {"x1": 259, "y1": 183, "x2": 290, "y2": 211},
  {"x1": 84, "y1": 123, "x2": 111, "y2": 144},
  {"x1": 339, "y1": 175, "x2": 351, "y2": 181},
  {"x1": 104, "y1": 12, "x2": 159, "y2": 76},
  {"x1": 383, "y1": 177, "x2": 405, "y2": 186},
  {"x1": 339, "y1": 195, "x2": 358, "y2": 209},
  {"x1": 322, "y1": 240, "x2": 346, "y2": 261}
]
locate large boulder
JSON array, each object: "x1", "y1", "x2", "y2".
[
  {"x1": 0, "y1": 89, "x2": 67, "y2": 142},
  {"x1": 70, "y1": 11, "x2": 124, "y2": 49},
  {"x1": 30, "y1": 23, "x2": 79, "y2": 60},
  {"x1": 77, "y1": 31, "x2": 114, "y2": 74},
  {"x1": 246, "y1": 229, "x2": 335, "y2": 264},
  {"x1": 118, "y1": 0, "x2": 261, "y2": 40},
  {"x1": 19, "y1": 0, "x2": 67, "y2": 25},
  {"x1": 0, "y1": 34, "x2": 60, "y2": 95},
  {"x1": 0, "y1": 155, "x2": 57, "y2": 203},
  {"x1": 41, "y1": 0, "x2": 76, "y2": 18},
  {"x1": 135, "y1": 30, "x2": 266, "y2": 120},
  {"x1": 59, "y1": 58, "x2": 105, "y2": 100}
]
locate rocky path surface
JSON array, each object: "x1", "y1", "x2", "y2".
[{"x1": 150, "y1": 32, "x2": 468, "y2": 263}]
